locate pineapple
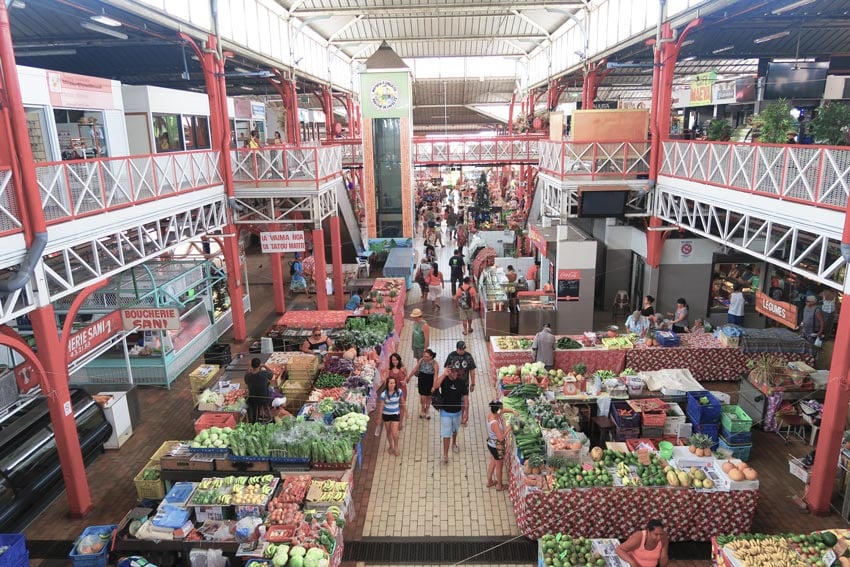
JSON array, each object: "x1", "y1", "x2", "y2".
[{"x1": 688, "y1": 433, "x2": 714, "y2": 457}]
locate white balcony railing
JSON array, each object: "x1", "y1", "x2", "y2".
[
  {"x1": 539, "y1": 140, "x2": 652, "y2": 180},
  {"x1": 230, "y1": 145, "x2": 343, "y2": 190},
  {"x1": 660, "y1": 140, "x2": 850, "y2": 211},
  {"x1": 413, "y1": 136, "x2": 543, "y2": 165}
]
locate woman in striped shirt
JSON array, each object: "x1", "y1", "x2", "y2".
[{"x1": 378, "y1": 376, "x2": 405, "y2": 456}]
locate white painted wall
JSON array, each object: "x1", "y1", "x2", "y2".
[
  {"x1": 121, "y1": 85, "x2": 210, "y2": 116},
  {"x1": 17, "y1": 66, "x2": 50, "y2": 106},
  {"x1": 660, "y1": 238, "x2": 722, "y2": 265}
]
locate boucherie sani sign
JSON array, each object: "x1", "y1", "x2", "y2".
[
  {"x1": 260, "y1": 231, "x2": 306, "y2": 253},
  {"x1": 121, "y1": 308, "x2": 181, "y2": 331}
]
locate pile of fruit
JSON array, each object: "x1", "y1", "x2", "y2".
[
  {"x1": 688, "y1": 433, "x2": 715, "y2": 457},
  {"x1": 601, "y1": 336, "x2": 634, "y2": 350},
  {"x1": 275, "y1": 475, "x2": 312, "y2": 504},
  {"x1": 190, "y1": 426, "x2": 233, "y2": 450},
  {"x1": 267, "y1": 501, "x2": 303, "y2": 526},
  {"x1": 663, "y1": 466, "x2": 715, "y2": 489},
  {"x1": 520, "y1": 361, "x2": 550, "y2": 384},
  {"x1": 717, "y1": 532, "x2": 844, "y2": 567},
  {"x1": 228, "y1": 475, "x2": 276, "y2": 506},
  {"x1": 495, "y1": 337, "x2": 533, "y2": 350},
  {"x1": 549, "y1": 460, "x2": 613, "y2": 489},
  {"x1": 497, "y1": 365, "x2": 522, "y2": 387},
  {"x1": 307, "y1": 480, "x2": 349, "y2": 503},
  {"x1": 719, "y1": 459, "x2": 759, "y2": 482},
  {"x1": 308, "y1": 388, "x2": 346, "y2": 402},
  {"x1": 595, "y1": 449, "x2": 639, "y2": 468},
  {"x1": 538, "y1": 534, "x2": 607, "y2": 566},
  {"x1": 222, "y1": 388, "x2": 247, "y2": 407}
]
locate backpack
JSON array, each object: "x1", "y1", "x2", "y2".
[{"x1": 458, "y1": 286, "x2": 472, "y2": 309}]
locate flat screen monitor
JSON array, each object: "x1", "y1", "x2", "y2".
[
  {"x1": 578, "y1": 190, "x2": 628, "y2": 218},
  {"x1": 765, "y1": 62, "x2": 828, "y2": 100}
]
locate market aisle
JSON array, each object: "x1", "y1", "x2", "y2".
[{"x1": 361, "y1": 243, "x2": 521, "y2": 539}]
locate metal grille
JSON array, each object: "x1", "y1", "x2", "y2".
[{"x1": 0, "y1": 368, "x2": 18, "y2": 411}]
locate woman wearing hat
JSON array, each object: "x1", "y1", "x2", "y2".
[{"x1": 410, "y1": 308, "x2": 430, "y2": 362}]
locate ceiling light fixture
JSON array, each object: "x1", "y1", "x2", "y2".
[
  {"x1": 240, "y1": 85, "x2": 254, "y2": 91},
  {"x1": 712, "y1": 45, "x2": 735, "y2": 54},
  {"x1": 90, "y1": 10, "x2": 122, "y2": 27},
  {"x1": 15, "y1": 48, "x2": 77, "y2": 57},
  {"x1": 682, "y1": 55, "x2": 697, "y2": 61},
  {"x1": 680, "y1": 40, "x2": 694, "y2": 47},
  {"x1": 754, "y1": 30, "x2": 791, "y2": 43},
  {"x1": 234, "y1": 66, "x2": 252, "y2": 73},
  {"x1": 772, "y1": 0, "x2": 817, "y2": 15},
  {"x1": 80, "y1": 21, "x2": 128, "y2": 40},
  {"x1": 10, "y1": 1, "x2": 26, "y2": 9}
]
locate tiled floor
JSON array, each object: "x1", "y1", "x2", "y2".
[{"x1": 21, "y1": 239, "x2": 850, "y2": 566}]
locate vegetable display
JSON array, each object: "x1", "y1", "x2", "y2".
[
  {"x1": 315, "y1": 372, "x2": 347, "y2": 389},
  {"x1": 229, "y1": 423, "x2": 279, "y2": 457},
  {"x1": 191, "y1": 426, "x2": 233, "y2": 450},
  {"x1": 556, "y1": 337, "x2": 583, "y2": 350},
  {"x1": 333, "y1": 412, "x2": 369, "y2": 436}
]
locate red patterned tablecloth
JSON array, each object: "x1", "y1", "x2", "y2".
[
  {"x1": 276, "y1": 310, "x2": 351, "y2": 329},
  {"x1": 625, "y1": 334, "x2": 815, "y2": 382},
  {"x1": 488, "y1": 336, "x2": 628, "y2": 383},
  {"x1": 506, "y1": 449, "x2": 758, "y2": 542}
]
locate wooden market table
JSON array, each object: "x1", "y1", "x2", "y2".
[
  {"x1": 489, "y1": 334, "x2": 816, "y2": 383},
  {"x1": 506, "y1": 447, "x2": 759, "y2": 542},
  {"x1": 276, "y1": 310, "x2": 352, "y2": 329}
]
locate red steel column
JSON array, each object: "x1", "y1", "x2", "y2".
[
  {"x1": 1, "y1": 1, "x2": 93, "y2": 516},
  {"x1": 808, "y1": 207, "x2": 850, "y2": 513},
  {"x1": 313, "y1": 228, "x2": 329, "y2": 310},
  {"x1": 269, "y1": 222, "x2": 286, "y2": 314},
  {"x1": 329, "y1": 216, "x2": 345, "y2": 310}
]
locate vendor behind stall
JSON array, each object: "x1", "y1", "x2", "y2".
[
  {"x1": 245, "y1": 358, "x2": 274, "y2": 423},
  {"x1": 301, "y1": 326, "x2": 333, "y2": 357},
  {"x1": 616, "y1": 519, "x2": 669, "y2": 567}
]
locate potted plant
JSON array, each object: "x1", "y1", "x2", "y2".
[
  {"x1": 706, "y1": 118, "x2": 733, "y2": 142},
  {"x1": 746, "y1": 354, "x2": 786, "y2": 386},
  {"x1": 810, "y1": 102, "x2": 850, "y2": 146},
  {"x1": 752, "y1": 99, "x2": 797, "y2": 143}
]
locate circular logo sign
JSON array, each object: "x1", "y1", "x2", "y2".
[
  {"x1": 370, "y1": 80, "x2": 399, "y2": 110},
  {"x1": 681, "y1": 243, "x2": 692, "y2": 255}
]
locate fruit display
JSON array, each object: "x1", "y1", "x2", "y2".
[
  {"x1": 520, "y1": 361, "x2": 550, "y2": 384},
  {"x1": 601, "y1": 336, "x2": 634, "y2": 350},
  {"x1": 497, "y1": 365, "x2": 521, "y2": 387},
  {"x1": 307, "y1": 480, "x2": 349, "y2": 503},
  {"x1": 688, "y1": 433, "x2": 714, "y2": 457},
  {"x1": 538, "y1": 533, "x2": 610, "y2": 566},
  {"x1": 275, "y1": 475, "x2": 312, "y2": 504},
  {"x1": 264, "y1": 542, "x2": 329, "y2": 567},
  {"x1": 309, "y1": 388, "x2": 346, "y2": 402},
  {"x1": 231, "y1": 478, "x2": 276, "y2": 506},
  {"x1": 716, "y1": 531, "x2": 849, "y2": 567},
  {"x1": 718, "y1": 458, "x2": 759, "y2": 482},
  {"x1": 190, "y1": 426, "x2": 233, "y2": 450},
  {"x1": 333, "y1": 412, "x2": 369, "y2": 436},
  {"x1": 550, "y1": 460, "x2": 613, "y2": 489},
  {"x1": 267, "y1": 501, "x2": 303, "y2": 526}
]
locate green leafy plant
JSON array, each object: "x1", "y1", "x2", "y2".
[
  {"x1": 706, "y1": 118, "x2": 733, "y2": 142},
  {"x1": 811, "y1": 102, "x2": 850, "y2": 146},
  {"x1": 752, "y1": 100, "x2": 797, "y2": 144}
]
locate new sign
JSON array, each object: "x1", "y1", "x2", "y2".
[
  {"x1": 690, "y1": 71, "x2": 717, "y2": 107},
  {"x1": 260, "y1": 231, "x2": 306, "y2": 253},
  {"x1": 121, "y1": 308, "x2": 181, "y2": 331},
  {"x1": 755, "y1": 291, "x2": 798, "y2": 329}
]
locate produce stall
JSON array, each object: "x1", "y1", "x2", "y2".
[
  {"x1": 500, "y1": 385, "x2": 759, "y2": 542},
  {"x1": 382, "y1": 248, "x2": 416, "y2": 289},
  {"x1": 711, "y1": 529, "x2": 849, "y2": 567},
  {"x1": 490, "y1": 332, "x2": 816, "y2": 384},
  {"x1": 538, "y1": 533, "x2": 630, "y2": 567},
  {"x1": 738, "y1": 368, "x2": 826, "y2": 432},
  {"x1": 364, "y1": 278, "x2": 406, "y2": 338}
]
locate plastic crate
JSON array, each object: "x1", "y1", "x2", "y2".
[
  {"x1": 686, "y1": 391, "x2": 722, "y2": 424},
  {"x1": 718, "y1": 435, "x2": 752, "y2": 462},
  {"x1": 610, "y1": 401, "x2": 641, "y2": 428},
  {"x1": 655, "y1": 330, "x2": 680, "y2": 347},
  {"x1": 720, "y1": 427, "x2": 752, "y2": 445},
  {"x1": 194, "y1": 412, "x2": 237, "y2": 434},
  {"x1": 663, "y1": 403, "x2": 686, "y2": 436},
  {"x1": 641, "y1": 411, "x2": 667, "y2": 427},
  {"x1": 0, "y1": 533, "x2": 27, "y2": 567},
  {"x1": 641, "y1": 425, "x2": 665, "y2": 439},
  {"x1": 69, "y1": 525, "x2": 116, "y2": 567},
  {"x1": 720, "y1": 405, "x2": 753, "y2": 434},
  {"x1": 133, "y1": 460, "x2": 165, "y2": 501},
  {"x1": 687, "y1": 416, "x2": 720, "y2": 441},
  {"x1": 614, "y1": 426, "x2": 640, "y2": 441}
]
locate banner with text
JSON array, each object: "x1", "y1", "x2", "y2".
[
  {"x1": 755, "y1": 291, "x2": 798, "y2": 329},
  {"x1": 690, "y1": 71, "x2": 717, "y2": 107},
  {"x1": 67, "y1": 310, "x2": 124, "y2": 363},
  {"x1": 121, "y1": 307, "x2": 181, "y2": 331},
  {"x1": 528, "y1": 225, "x2": 547, "y2": 257},
  {"x1": 260, "y1": 231, "x2": 307, "y2": 253}
]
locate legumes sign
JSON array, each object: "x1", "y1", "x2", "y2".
[{"x1": 754, "y1": 291, "x2": 798, "y2": 329}]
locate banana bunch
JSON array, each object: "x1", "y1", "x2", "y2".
[
  {"x1": 247, "y1": 474, "x2": 275, "y2": 485},
  {"x1": 321, "y1": 480, "x2": 348, "y2": 493},
  {"x1": 199, "y1": 478, "x2": 226, "y2": 490},
  {"x1": 216, "y1": 493, "x2": 232, "y2": 505},
  {"x1": 725, "y1": 537, "x2": 806, "y2": 567},
  {"x1": 617, "y1": 462, "x2": 641, "y2": 486}
]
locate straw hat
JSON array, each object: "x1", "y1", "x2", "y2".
[{"x1": 410, "y1": 308, "x2": 423, "y2": 318}]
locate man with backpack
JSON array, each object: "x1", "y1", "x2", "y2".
[
  {"x1": 455, "y1": 276, "x2": 477, "y2": 335},
  {"x1": 448, "y1": 248, "x2": 466, "y2": 296}
]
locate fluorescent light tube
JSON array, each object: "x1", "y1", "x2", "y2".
[
  {"x1": 240, "y1": 86, "x2": 254, "y2": 91},
  {"x1": 712, "y1": 46, "x2": 735, "y2": 54},
  {"x1": 16, "y1": 48, "x2": 77, "y2": 57},
  {"x1": 80, "y1": 21, "x2": 128, "y2": 40},
  {"x1": 90, "y1": 13, "x2": 122, "y2": 27},
  {"x1": 754, "y1": 30, "x2": 791, "y2": 43},
  {"x1": 772, "y1": 0, "x2": 816, "y2": 15}
]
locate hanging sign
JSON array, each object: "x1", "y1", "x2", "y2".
[
  {"x1": 47, "y1": 70, "x2": 117, "y2": 110},
  {"x1": 13, "y1": 361, "x2": 38, "y2": 395},
  {"x1": 66, "y1": 310, "x2": 124, "y2": 363},
  {"x1": 251, "y1": 102, "x2": 266, "y2": 121},
  {"x1": 121, "y1": 307, "x2": 181, "y2": 331},
  {"x1": 260, "y1": 231, "x2": 307, "y2": 253},
  {"x1": 755, "y1": 291, "x2": 798, "y2": 329},
  {"x1": 690, "y1": 71, "x2": 717, "y2": 107},
  {"x1": 528, "y1": 225, "x2": 547, "y2": 257}
]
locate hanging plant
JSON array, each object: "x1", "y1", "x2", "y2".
[
  {"x1": 810, "y1": 102, "x2": 850, "y2": 146},
  {"x1": 706, "y1": 118, "x2": 733, "y2": 142},
  {"x1": 752, "y1": 100, "x2": 797, "y2": 144}
]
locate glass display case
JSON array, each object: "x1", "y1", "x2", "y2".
[
  {"x1": 517, "y1": 292, "x2": 557, "y2": 335},
  {"x1": 479, "y1": 283, "x2": 511, "y2": 339}
]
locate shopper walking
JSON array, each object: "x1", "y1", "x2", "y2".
[
  {"x1": 432, "y1": 367, "x2": 469, "y2": 464},
  {"x1": 455, "y1": 276, "x2": 478, "y2": 335},
  {"x1": 415, "y1": 256, "x2": 432, "y2": 298},
  {"x1": 799, "y1": 295, "x2": 825, "y2": 345},
  {"x1": 446, "y1": 207, "x2": 458, "y2": 241},
  {"x1": 615, "y1": 519, "x2": 670, "y2": 567},
  {"x1": 386, "y1": 353, "x2": 409, "y2": 416},
  {"x1": 448, "y1": 248, "x2": 465, "y2": 296},
  {"x1": 531, "y1": 323, "x2": 556, "y2": 370},
  {"x1": 410, "y1": 308, "x2": 430, "y2": 361},
  {"x1": 377, "y1": 376, "x2": 404, "y2": 456},
  {"x1": 727, "y1": 284, "x2": 745, "y2": 325},
  {"x1": 445, "y1": 340, "x2": 477, "y2": 393},
  {"x1": 486, "y1": 399, "x2": 516, "y2": 491},
  {"x1": 427, "y1": 262, "x2": 445, "y2": 310},
  {"x1": 409, "y1": 348, "x2": 439, "y2": 419}
]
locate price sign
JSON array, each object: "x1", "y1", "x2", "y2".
[
  {"x1": 822, "y1": 549, "x2": 836, "y2": 567},
  {"x1": 637, "y1": 448, "x2": 651, "y2": 465}
]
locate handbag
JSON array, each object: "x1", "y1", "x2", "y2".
[{"x1": 431, "y1": 390, "x2": 445, "y2": 410}]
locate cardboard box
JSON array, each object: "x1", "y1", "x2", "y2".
[
  {"x1": 719, "y1": 334, "x2": 739, "y2": 347},
  {"x1": 215, "y1": 458, "x2": 271, "y2": 473},
  {"x1": 160, "y1": 446, "x2": 216, "y2": 471},
  {"x1": 194, "y1": 505, "x2": 232, "y2": 522},
  {"x1": 149, "y1": 440, "x2": 181, "y2": 464},
  {"x1": 663, "y1": 403, "x2": 687, "y2": 436}
]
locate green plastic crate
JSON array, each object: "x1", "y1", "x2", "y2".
[{"x1": 720, "y1": 405, "x2": 753, "y2": 434}]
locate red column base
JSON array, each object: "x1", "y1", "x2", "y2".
[{"x1": 69, "y1": 504, "x2": 94, "y2": 519}]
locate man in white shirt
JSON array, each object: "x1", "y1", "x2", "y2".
[{"x1": 727, "y1": 283, "x2": 745, "y2": 325}]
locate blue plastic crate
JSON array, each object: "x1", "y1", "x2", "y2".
[
  {"x1": 686, "y1": 391, "x2": 721, "y2": 424},
  {"x1": 610, "y1": 401, "x2": 641, "y2": 428},
  {"x1": 687, "y1": 413, "x2": 720, "y2": 440},
  {"x1": 69, "y1": 525, "x2": 116, "y2": 567},
  {"x1": 719, "y1": 435, "x2": 752, "y2": 461},
  {"x1": 720, "y1": 427, "x2": 752, "y2": 445},
  {"x1": 0, "y1": 533, "x2": 27, "y2": 567}
]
